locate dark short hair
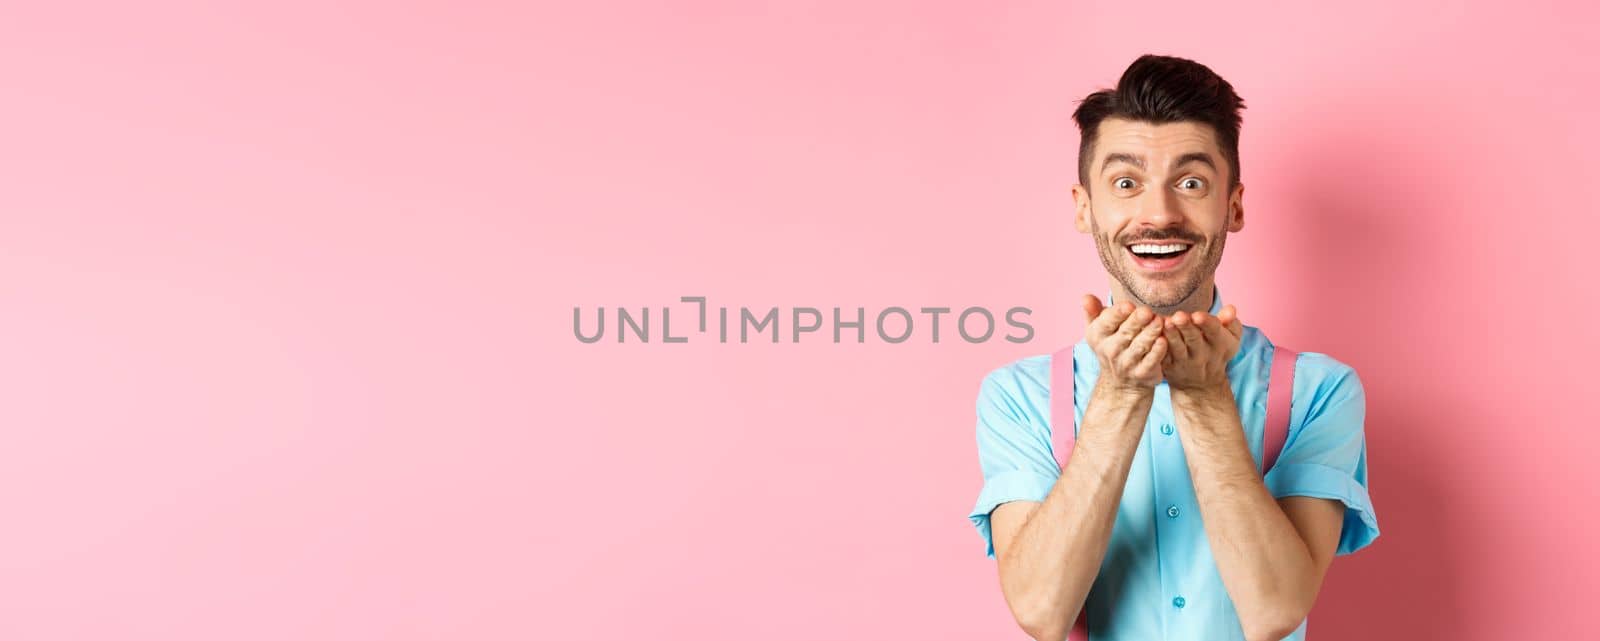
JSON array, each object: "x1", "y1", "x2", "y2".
[{"x1": 1072, "y1": 54, "x2": 1246, "y2": 193}]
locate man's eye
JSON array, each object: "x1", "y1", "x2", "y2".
[
  {"x1": 1114, "y1": 178, "x2": 1136, "y2": 189},
  {"x1": 1180, "y1": 178, "x2": 1204, "y2": 190}
]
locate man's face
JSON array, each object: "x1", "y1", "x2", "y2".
[{"x1": 1072, "y1": 118, "x2": 1244, "y2": 311}]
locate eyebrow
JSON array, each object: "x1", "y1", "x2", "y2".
[{"x1": 1100, "y1": 152, "x2": 1218, "y2": 175}]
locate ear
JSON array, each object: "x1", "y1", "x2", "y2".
[
  {"x1": 1227, "y1": 181, "x2": 1245, "y2": 233},
  {"x1": 1071, "y1": 184, "x2": 1092, "y2": 233}
]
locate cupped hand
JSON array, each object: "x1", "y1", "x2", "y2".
[
  {"x1": 1082, "y1": 294, "x2": 1168, "y2": 392},
  {"x1": 1160, "y1": 304, "x2": 1244, "y2": 392}
]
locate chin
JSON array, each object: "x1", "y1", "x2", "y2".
[{"x1": 1127, "y1": 279, "x2": 1192, "y2": 309}]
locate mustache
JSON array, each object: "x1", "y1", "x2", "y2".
[{"x1": 1120, "y1": 230, "x2": 1203, "y2": 245}]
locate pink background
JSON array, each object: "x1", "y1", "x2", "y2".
[{"x1": 2, "y1": 1, "x2": 1596, "y2": 639}]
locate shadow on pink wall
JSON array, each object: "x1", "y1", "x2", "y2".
[{"x1": 1277, "y1": 112, "x2": 1472, "y2": 638}]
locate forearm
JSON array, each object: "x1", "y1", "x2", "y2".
[
  {"x1": 999, "y1": 382, "x2": 1150, "y2": 640},
  {"x1": 1172, "y1": 385, "x2": 1317, "y2": 640}
]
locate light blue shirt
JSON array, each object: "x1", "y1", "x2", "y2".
[{"x1": 967, "y1": 288, "x2": 1379, "y2": 640}]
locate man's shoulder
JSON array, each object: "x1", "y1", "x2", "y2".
[
  {"x1": 1243, "y1": 327, "x2": 1365, "y2": 418},
  {"x1": 973, "y1": 352, "x2": 1057, "y2": 437},
  {"x1": 1248, "y1": 326, "x2": 1360, "y2": 389},
  {"x1": 1287, "y1": 349, "x2": 1361, "y2": 393},
  {"x1": 980, "y1": 349, "x2": 1060, "y2": 385},
  {"x1": 1275, "y1": 345, "x2": 1366, "y2": 421},
  {"x1": 976, "y1": 351, "x2": 1056, "y2": 405}
]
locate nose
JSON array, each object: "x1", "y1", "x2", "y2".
[{"x1": 1133, "y1": 187, "x2": 1186, "y2": 230}]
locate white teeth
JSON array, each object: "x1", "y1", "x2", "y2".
[{"x1": 1129, "y1": 243, "x2": 1191, "y2": 255}]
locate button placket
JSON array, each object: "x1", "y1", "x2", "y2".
[{"x1": 1151, "y1": 387, "x2": 1191, "y2": 625}]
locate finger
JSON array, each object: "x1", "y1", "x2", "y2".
[
  {"x1": 1083, "y1": 294, "x2": 1104, "y2": 327},
  {"x1": 1111, "y1": 306, "x2": 1155, "y2": 350},
  {"x1": 1217, "y1": 304, "x2": 1236, "y2": 327},
  {"x1": 1216, "y1": 304, "x2": 1243, "y2": 339},
  {"x1": 1196, "y1": 311, "x2": 1231, "y2": 347},
  {"x1": 1122, "y1": 315, "x2": 1165, "y2": 366},
  {"x1": 1191, "y1": 311, "x2": 1214, "y2": 337},
  {"x1": 1174, "y1": 311, "x2": 1205, "y2": 351},
  {"x1": 1089, "y1": 299, "x2": 1132, "y2": 341},
  {"x1": 1162, "y1": 318, "x2": 1190, "y2": 361},
  {"x1": 1134, "y1": 335, "x2": 1168, "y2": 378}
]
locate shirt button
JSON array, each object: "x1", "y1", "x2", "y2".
[
  {"x1": 1167, "y1": 505, "x2": 1180, "y2": 518},
  {"x1": 1160, "y1": 423, "x2": 1174, "y2": 435},
  {"x1": 1173, "y1": 596, "x2": 1186, "y2": 609}
]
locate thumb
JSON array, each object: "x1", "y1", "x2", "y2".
[
  {"x1": 1218, "y1": 305, "x2": 1244, "y2": 338},
  {"x1": 1083, "y1": 294, "x2": 1104, "y2": 326}
]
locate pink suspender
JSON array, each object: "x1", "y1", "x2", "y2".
[
  {"x1": 1048, "y1": 346, "x2": 1076, "y2": 467},
  {"x1": 1047, "y1": 344, "x2": 1299, "y2": 640},
  {"x1": 1047, "y1": 346, "x2": 1093, "y2": 640},
  {"x1": 1262, "y1": 346, "x2": 1298, "y2": 473}
]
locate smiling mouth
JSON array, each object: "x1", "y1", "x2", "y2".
[{"x1": 1125, "y1": 242, "x2": 1193, "y2": 272}]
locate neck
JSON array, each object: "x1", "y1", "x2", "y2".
[{"x1": 1110, "y1": 278, "x2": 1216, "y2": 317}]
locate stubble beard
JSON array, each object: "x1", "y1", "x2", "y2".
[{"x1": 1089, "y1": 213, "x2": 1226, "y2": 311}]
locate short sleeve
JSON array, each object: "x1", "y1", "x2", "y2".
[
  {"x1": 967, "y1": 364, "x2": 1060, "y2": 559},
  {"x1": 1263, "y1": 354, "x2": 1380, "y2": 556}
]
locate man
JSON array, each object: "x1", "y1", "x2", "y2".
[{"x1": 967, "y1": 54, "x2": 1378, "y2": 641}]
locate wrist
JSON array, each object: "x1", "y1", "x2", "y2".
[
  {"x1": 1170, "y1": 381, "x2": 1234, "y2": 409},
  {"x1": 1093, "y1": 377, "x2": 1156, "y2": 404}
]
